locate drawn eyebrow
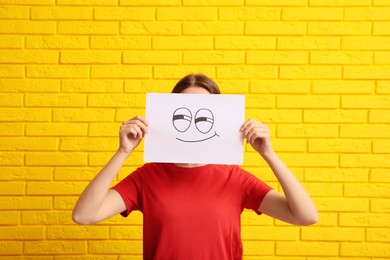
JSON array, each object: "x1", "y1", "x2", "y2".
[{"x1": 195, "y1": 117, "x2": 213, "y2": 124}]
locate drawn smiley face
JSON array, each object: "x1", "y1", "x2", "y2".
[{"x1": 172, "y1": 107, "x2": 219, "y2": 143}]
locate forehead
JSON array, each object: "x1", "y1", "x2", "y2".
[{"x1": 180, "y1": 86, "x2": 211, "y2": 94}]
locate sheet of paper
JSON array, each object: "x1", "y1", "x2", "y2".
[{"x1": 144, "y1": 93, "x2": 245, "y2": 165}]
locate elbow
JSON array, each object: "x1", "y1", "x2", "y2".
[
  {"x1": 72, "y1": 210, "x2": 93, "y2": 226},
  {"x1": 297, "y1": 212, "x2": 319, "y2": 226}
]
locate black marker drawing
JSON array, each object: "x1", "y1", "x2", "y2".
[{"x1": 172, "y1": 107, "x2": 219, "y2": 143}]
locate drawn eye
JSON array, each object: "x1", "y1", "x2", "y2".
[
  {"x1": 172, "y1": 107, "x2": 192, "y2": 133},
  {"x1": 195, "y1": 108, "x2": 214, "y2": 134}
]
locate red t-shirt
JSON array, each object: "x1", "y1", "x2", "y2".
[{"x1": 112, "y1": 163, "x2": 272, "y2": 260}]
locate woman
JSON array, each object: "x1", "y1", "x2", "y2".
[{"x1": 73, "y1": 74, "x2": 318, "y2": 259}]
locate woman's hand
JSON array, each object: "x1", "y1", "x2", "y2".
[
  {"x1": 118, "y1": 115, "x2": 149, "y2": 155},
  {"x1": 240, "y1": 119, "x2": 274, "y2": 159}
]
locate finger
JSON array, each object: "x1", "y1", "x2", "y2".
[{"x1": 240, "y1": 118, "x2": 256, "y2": 131}]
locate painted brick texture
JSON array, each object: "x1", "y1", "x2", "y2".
[{"x1": 0, "y1": 0, "x2": 389, "y2": 259}]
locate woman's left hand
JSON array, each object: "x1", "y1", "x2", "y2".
[{"x1": 240, "y1": 119, "x2": 274, "y2": 158}]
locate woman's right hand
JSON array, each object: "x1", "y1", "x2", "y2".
[{"x1": 118, "y1": 115, "x2": 149, "y2": 155}]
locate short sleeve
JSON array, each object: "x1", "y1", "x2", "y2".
[
  {"x1": 111, "y1": 167, "x2": 144, "y2": 217},
  {"x1": 238, "y1": 167, "x2": 273, "y2": 215}
]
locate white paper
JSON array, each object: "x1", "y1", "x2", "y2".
[{"x1": 144, "y1": 93, "x2": 245, "y2": 165}]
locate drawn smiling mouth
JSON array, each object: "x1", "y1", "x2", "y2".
[{"x1": 176, "y1": 131, "x2": 219, "y2": 143}]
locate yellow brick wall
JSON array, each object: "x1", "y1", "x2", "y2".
[{"x1": 0, "y1": 0, "x2": 389, "y2": 259}]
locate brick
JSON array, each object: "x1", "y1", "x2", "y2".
[
  {"x1": 277, "y1": 95, "x2": 339, "y2": 108},
  {"x1": 27, "y1": 65, "x2": 89, "y2": 79},
  {"x1": 246, "y1": 95, "x2": 275, "y2": 108},
  {"x1": 115, "y1": 108, "x2": 147, "y2": 121},
  {"x1": 374, "y1": 22, "x2": 390, "y2": 35},
  {"x1": 153, "y1": 36, "x2": 213, "y2": 50},
  {"x1": 61, "y1": 50, "x2": 121, "y2": 64},
  {"x1": 276, "y1": 242, "x2": 339, "y2": 256},
  {"x1": 217, "y1": 65, "x2": 278, "y2": 79},
  {"x1": 0, "y1": 6, "x2": 29, "y2": 18},
  {"x1": 59, "y1": 137, "x2": 117, "y2": 151},
  {"x1": 53, "y1": 108, "x2": 114, "y2": 122},
  {"x1": 25, "y1": 93, "x2": 86, "y2": 107},
  {"x1": 121, "y1": 0, "x2": 180, "y2": 5},
  {"x1": 0, "y1": 137, "x2": 57, "y2": 151},
  {"x1": 26, "y1": 35, "x2": 88, "y2": 49},
  {"x1": 95, "y1": 7, "x2": 154, "y2": 20},
  {"x1": 312, "y1": 80, "x2": 374, "y2": 94},
  {"x1": 0, "y1": 0, "x2": 54, "y2": 3},
  {"x1": 0, "y1": 152, "x2": 25, "y2": 166},
  {"x1": 91, "y1": 65, "x2": 150, "y2": 79},
  {"x1": 302, "y1": 227, "x2": 364, "y2": 241},
  {"x1": 315, "y1": 197, "x2": 369, "y2": 212},
  {"x1": 242, "y1": 226, "x2": 299, "y2": 240},
  {"x1": 340, "y1": 124, "x2": 390, "y2": 138},
  {"x1": 240, "y1": 241, "x2": 274, "y2": 256},
  {"x1": 0, "y1": 212, "x2": 19, "y2": 225},
  {"x1": 345, "y1": 7, "x2": 390, "y2": 20},
  {"x1": 88, "y1": 123, "x2": 121, "y2": 137},
  {"x1": 343, "y1": 36, "x2": 390, "y2": 50},
  {"x1": 246, "y1": 22, "x2": 306, "y2": 35},
  {"x1": 371, "y1": 110, "x2": 390, "y2": 123},
  {"x1": 57, "y1": 257, "x2": 117, "y2": 260},
  {"x1": 251, "y1": 80, "x2": 310, "y2": 94},
  {"x1": 271, "y1": 139, "x2": 306, "y2": 152},
  {"x1": 219, "y1": 7, "x2": 280, "y2": 21},
  {"x1": 88, "y1": 241, "x2": 142, "y2": 254},
  {"x1": 0, "y1": 196, "x2": 52, "y2": 210},
  {"x1": 0, "y1": 35, "x2": 23, "y2": 49},
  {"x1": 25, "y1": 152, "x2": 87, "y2": 166},
  {"x1": 22, "y1": 211, "x2": 74, "y2": 225},
  {"x1": 340, "y1": 213, "x2": 389, "y2": 227},
  {"x1": 0, "y1": 123, "x2": 24, "y2": 136},
  {"x1": 308, "y1": 22, "x2": 371, "y2": 35},
  {"x1": 372, "y1": 140, "x2": 390, "y2": 153},
  {"x1": 310, "y1": 0, "x2": 371, "y2": 6},
  {"x1": 341, "y1": 154, "x2": 390, "y2": 168},
  {"x1": 0, "y1": 227, "x2": 44, "y2": 240},
  {"x1": 278, "y1": 153, "x2": 338, "y2": 167},
  {"x1": 58, "y1": 21, "x2": 118, "y2": 35},
  {"x1": 0, "y1": 167, "x2": 52, "y2": 181},
  {"x1": 122, "y1": 22, "x2": 181, "y2": 35},
  {"x1": 374, "y1": 0, "x2": 390, "y2": 5},
  {"x1": 157, "y1": 7, "x2": 217, "y2": 20},
  {"x1": 377, "y1": 80, "x2": 390, "y2": 93},
  {"x1": 0, "y1": 65, "x2": 24, "y2": 78},
  {"x1": 58, "y1": 0, "x2": 116, "y2": 5},
  {"x1": 91, "y1": 36, "x2": 151, "y2": 49},
  {"x1": 304, "y1": 110, "x2": 367, "y2": 123},
  {"x1": 31, "y1": 7, "x2": 92, "y2": 20},
  {"x1": 247, "y1": 0, "x2": 307, "y2": 5},
  {"x1": 367, "y1": 228, "x2": 390, "y2": 242},
  {"x1": 124, "y1": 51, "x2": 182, "y2": 64},
  {"x1": 110, "y1": 225, "x2": 143, "y2": 239},
  {"x1": 89, "y1": 151, "x2": 143, "y2": 166},
  {"x1": 47, "y1": 226, "x2": 109, "y2": 239},
  {"x1": 124, "y1": 79, "x2": 179, "y2": 93},
  {"x1": 278, "y1": 36, "x2": 340, "y2": 50},
  {"x1": 371, "y1": 199, "x2": 390, "y2": 213},
  {"x1": 280, "y1": 66, "x2": 342, "y2": 79},
  {"x1": 0, "y1": 94, "x2": 22, "y2": 107},
  {"x1": 247, "y1": 51, "x2": 308, "y2": 64},
  {"x1": 343, "y1": 95, "x2": 390, "y2": 109},
  {"x1": 62, "y1": 79, "x2": 123, "y2": 93},
  {"x1": 0, "y1": 182, "x2": 24, "y2": 195},
  {"x1": 183, "y1": 0, "x2": 242, "y2": 5},
  {"x1": 283, "y1": 7, "x2": 343, "y2": 20},
  {"x1": 184, "y1": 21, "x2": 244, "y2": 35},
  {"x1": 0, "y1": 108, "x2": 51, "y2": 122},
  {"x1": 153, "y1": 65, "x2": 215, "y2": 79},
  {"x1": 308, "y1": 139, "x2": 370, "y2": 153},
  {"x1": 215, "y1": 79, "x2": 249, "y2": 94},
  {"x1": 340, "y1": 243, "x2": 390, "y2": 257},
  {"x1": 216, "y1": 36, "x2": 276, "y2": 50},
  {"x1": 277, "y1": 124, "x2": 338, "y2": 138},
  {"x1": 184, "y1": 51, "x2": 245, "y2": 64},
  {"x1": 305, "y1": 183, "x2": 342, "y2": 197},
  {"x1": 26, "y1": 123, "x2": 87, "y2": 136},
  {"x1": 24, "y1": 241, "x2": 86, "y2": 255},
  {"x1": 54, "y1": 196, "x2": 76, "y2": 210},
  {"x1": 305, "y1": 168, "x2": 369, "y2": 182},
  {"x1": 88, "y1": 93, "x2": 145, "y2": 108},
  {"x1": 27, "y1": 181, "x2": 87, "y2": 195},
  {"x1": 370, "y1": 169, "x2": 390, "y2": 182},
  {"x1": 345, "y1": 183, "x2": 390, "y2": 198},
  {"x1": 0, "y1": 50, "x2": 58, "y2": 64},
  {"x1": 310, "y1": 51, "x2": 372, "y2": 65},
  {"x1": 0, "y1": 242, "x2": 22, "y2": 255},
  {"x1": 54, "y1": 166, "x2": 105, "y2": 181},
  {"x1": 374, "y1": 52, "x2": 390, "y2": 64},
  {"x1": 0, "y1": 20, "x2": 55, "y2": 34}
]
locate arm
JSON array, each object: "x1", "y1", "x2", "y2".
[
  {"x1": 72, "y1": 116, "x2": 149, "y2": 225},
  {"x1": 241, "y1": 119, "x2": 318, "y2": 226}
]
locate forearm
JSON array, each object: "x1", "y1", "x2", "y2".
[
  {"x1": 72, "y1": 150, "x2": 129, "y2": 222},
  {"x1": 263, "y1": 151, "x2": 318, "y2": 224}
]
